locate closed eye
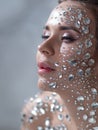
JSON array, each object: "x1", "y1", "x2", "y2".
[
  {"x1": 41, "y1": 35, "x2": 49, "y2": 40},
  {"x1": 61, "y1": 35, "x2": 78, "y2": 43}
]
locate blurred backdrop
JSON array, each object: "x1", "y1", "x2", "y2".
[{"x1": 0, "y1": 0, "x2": 57, "y2": 130}]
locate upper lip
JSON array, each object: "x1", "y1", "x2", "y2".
[{"x1": 38, "y1": 61, "x2": 55, "y2": 71}]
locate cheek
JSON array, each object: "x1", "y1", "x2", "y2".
[
  {"x1": 59, "y1": 40, "x2": 96, "y2": 77},
  {"x1": 36, "y1": 51, "x2": 40, "y2": 62},
  {"x1": 59, "y1": 42, "x2": 82, "y2": 62}
]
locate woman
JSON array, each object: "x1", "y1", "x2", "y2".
[{"x1": 21, "y1": 0, "x2": 98, "y2": 129}]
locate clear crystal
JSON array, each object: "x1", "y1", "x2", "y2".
[
  {"x1": 62, "y1": 65, "x2": 67, "y2": 70},
  {"x1": 85, "y1": 68, "x2": 91, "y2": 76},
  {"x1": 77, "y1": 69, "x2": 84, "y2": 76},
  {"x1": 82, "y1": 26, "x2": 89, "y2": 34},
  {"x1": 76, "y1": 49, "x2": 82, "y2": 55},
  {"x1": 77, "y1": 96, "x2": 84, "y2": 102},
  {"x1": 68, "y1": 74, "x2": 74, "y2": 81},
  {"x1": 37, "y1": 126, "x2": 43, "y2": 130},
  {"x1": 78, "y1": 12, "x2": 83, "y2": 20},
  {"x1": 81, "y1": 62, "x2": 87, "y2": 67},
  {"x1": 93, "y1": 127, "x2": 98, "y2": 130},
  {"x1": 91, "y1": 102, "x2": 98, "y2": 109},
  {"x1": 77, "y1": 106, "x2": 85, "y2": 111},
  {"x1": 85, "y1": 39, "x2": 92, "y2": 48},
  {"x1": 75, "y1": 20, "x2": 81, "y2": 28},
  {"x1": 58, "y1": 73, "x2": 63, "y2": 79},
  {"x1": 68, "y1": 59, "x2": 77, "y2": 67},
  {"x1": 83, "y1": 114, "x2": 88, "y2": 121},
  {"x1": 91, "y1": 88, "x2": 97, "y2": 95},
  {"x1": 50, "y1": 104, "x2": 55, "y2": 112},
  {"x1": 90, "y1": 110, "x2": 95, "y2": 116},
  {"x1": 58, "y1": 114, "x2": 64, "y2": 121},
  {"x1": 88, "y1": 59, "x2": 95, "y2": 66},
  {"x1": 31, "y1": 110, "x2": 38, "y2": 116},
  {"x1": 45, "y1": 118, "x2": 51, "y2": 127},
  {"x1": 88, "y1": 117, "x2": 96, "y2": 124},
  {"x1": 49, "y1": 82, "x2": 57, "y2": 88},
  {"x1": 84, "y1": 53, "x2": 91, "y2": 60},
  {"x1": 55, "y1": 63, "x2": 59, "y2": 67},
  {"x1": 70, "y1": 15, "x2": 75, "y2": 21},
  {"x1": 39, "y1": 108, "x2": 46, "y2": 115},
  {"x1": 83, "y1": 17, "x2": 91, "y2": 25}
]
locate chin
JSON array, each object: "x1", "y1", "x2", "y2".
[
  {"x1": 37, "y1": 78, "x2": 49, "y2": 91},
  {"x1": 37, "y1": 78, "x2": 56, "y2": 92}
]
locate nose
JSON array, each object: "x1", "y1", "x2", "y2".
[{"x1": 38, "y1": 39, "x2": 55, "y2": 56}]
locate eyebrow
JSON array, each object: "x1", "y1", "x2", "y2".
[
  {"x1": 43, "y1": 25, "x2": 80, "y2": 33},
  {"x1": 59, "y1": 26, "x2": 80, "y2": 33}
]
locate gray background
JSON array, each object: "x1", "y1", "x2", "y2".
[{"x1": 0, "y1": 0, "x2": 57, "y2": 130}]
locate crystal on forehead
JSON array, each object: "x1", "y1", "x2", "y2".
[
  {"x1": 75, "y1": 20, "x2": 81, "y2": 28},
  {"x1": 85, "y1": 39, "x2": 93, "y2": 48},
  {"x1": 28, "y1": 116, "x2": 34, "y2": 123},
  {"x1": 91, "y1": 88, "x2": 98, "y2": 95},
  {"x1": 83, "y1": 17, "x2": 91, "y2": 25},
  {"x1": 88, "y1": 59, "x2": 95, "y2": 66},
  {"x1": 82, "y1": 26, "x2": 89, "y2": 34}
]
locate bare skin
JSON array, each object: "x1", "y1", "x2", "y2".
[{"x1": 21, "y1": 1, "x2": 98, "y2": 130}]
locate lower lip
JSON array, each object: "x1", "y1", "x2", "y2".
[{"x1": 38, "y1": 68, "x2": 54, "y2": 75}]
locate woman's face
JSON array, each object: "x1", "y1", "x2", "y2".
[{"x1": 36, "y1": 1, "x2": 97, "y2": 91}]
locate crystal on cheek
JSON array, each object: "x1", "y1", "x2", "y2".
[{"x1": 67, "y1": 59, "x2": 78, "y2": 67}]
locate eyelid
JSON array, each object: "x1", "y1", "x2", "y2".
[
  {"x1": 41, "y1": 30, "x2": 50, "y2": 39},
  {"x1": 61, "y1": 33, "x2": 79, "y2": 43},
  {"x1": 41, "y1": 35, "x2": 49, "y2": 39}
]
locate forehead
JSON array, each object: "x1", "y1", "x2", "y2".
[{"x1": 47, "y1": 1, "x2": 95, "y2": 35}]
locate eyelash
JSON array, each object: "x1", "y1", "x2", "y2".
[
  {"x1": 61, "y1": 35, "x2": 76, "y2": 43},
  {"x1": 41, "y1": 34, "x2": 77, "y2": 43},
  {"x1": 41, "y1": 35, "x2": 49, "y2": 40}
]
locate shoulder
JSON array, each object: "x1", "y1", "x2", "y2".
[{"x1": 21, "y1": 91, "x2": 69, "y2": 130}]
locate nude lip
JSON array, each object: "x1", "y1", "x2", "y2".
[{"x1": 38, "y1": 62, "x2": 55, "y2": 74}]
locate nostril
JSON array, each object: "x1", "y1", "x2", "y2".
[
  {"x1": 42, "y1": 50, "x2": 50, "y2": 55},
  {"x1": 38, "y1": 43, "x2": 54, "y2": 55}
]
